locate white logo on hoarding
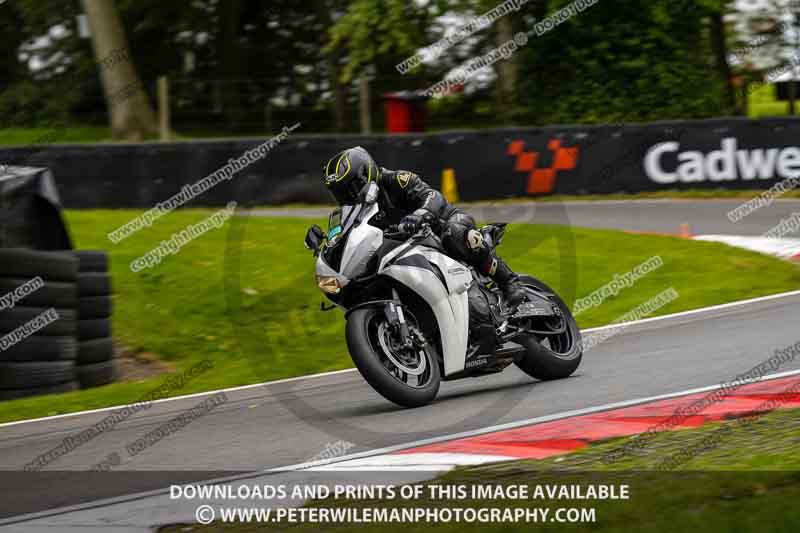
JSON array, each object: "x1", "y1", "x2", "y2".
[{"x1": 644, "y1": 138, "x2": 800, "y2": 184}]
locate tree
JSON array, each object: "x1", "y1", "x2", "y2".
[
  {"x1": 709, "y1": 1, "x2": 737, "y2": 112},
  {"x1": 80, "y1": 0, "x2": 157, "y2": 140}
]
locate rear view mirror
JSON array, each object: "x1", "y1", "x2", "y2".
[{"x1": 304, "y1": 224, "x2": 325, "y2": 255}]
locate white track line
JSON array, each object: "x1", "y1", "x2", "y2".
[
  {"x1": 2, "y1": 288, "x2": 799, "y2": 429},
  {"x1": 4, "y1": 368, "x2": 800, "y2": 527}
]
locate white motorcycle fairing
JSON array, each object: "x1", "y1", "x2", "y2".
[
  {"x1": 315, "y1": 202, "x2": 383, "y2": 287},
  {"x1": 314, "y1": 192, "x2": 473, "y2": 377},
  {"x1": 378, "y1": 244, "x2": 472, "y2": 376}
]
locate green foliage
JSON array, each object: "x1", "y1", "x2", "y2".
[
  {"x1": 515, "y1": 0, "x2": 732, "y2": 124},
  {"x1": 328, "y1": 0, "x2": 432, "y2": 81},
  {"x1": 0, "y1": 0, "x2": 759, "y2": 133}
]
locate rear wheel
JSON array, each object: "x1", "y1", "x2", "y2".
[
  {"x1": 346, "y1": 307, "x2": 440, "y2": 407},
  {"x1": 514, "y1": 275, "x2": 582, "y2": 380}
]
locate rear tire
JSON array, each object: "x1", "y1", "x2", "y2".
[
  {"x1": 514, "y1": 275, "x2": 582, "y2": 381},
  {"x1": 346, "y1": 307, "x2": 440, "y2": 408}
]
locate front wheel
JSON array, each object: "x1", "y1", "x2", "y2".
[
  {"x1": 514, "y1": 275, "x2": 582, "y2": 381},
  {"x1": 346, "y1": 307, "x2": 440, "y2": 407}
]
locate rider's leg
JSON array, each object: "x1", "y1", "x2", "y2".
[{"x1": 440, "y1": 211, "x2": 526, "y2": 307}]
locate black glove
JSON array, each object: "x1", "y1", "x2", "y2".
[{"x1": 398, "y1": 214, "x2": 424, "y2": 234}]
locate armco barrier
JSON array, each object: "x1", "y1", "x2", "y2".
[{"x1": 0, "y1": 117, "x2": 798, "y2": 208}]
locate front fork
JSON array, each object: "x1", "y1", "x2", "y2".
[{"x1": 384, "y1": 289, "x2": 413, "y2": 349}]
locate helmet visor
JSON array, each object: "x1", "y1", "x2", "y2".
[{"x1": 325, "y1": 174, "x2": 366, "y2": 205}]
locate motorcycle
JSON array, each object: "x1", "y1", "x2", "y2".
[{"x1": 305, "y1": 182, "x2": 582, "y2": 407}]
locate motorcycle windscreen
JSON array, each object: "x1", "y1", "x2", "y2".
[{"x1": 339, "y1": 202, "x2": 382, "y2": 279}]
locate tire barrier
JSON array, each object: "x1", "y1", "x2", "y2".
[
  {"x1": 0, "y1": 248, "x2": 116, "y2": 399},
  {"x1": 76, "y1": 361, "x2": 114, "y2": 389},
  {"x1": 75, "y1": 251, "x2": 114, "y2": 387},
  {"x1": 0, "y1": 249, "x2": 79, "y2": 399},
  {"x1": 0, "y1": 249, "x2": 77, "y2": 281},
  {"x1": 0, "y1": 170, "x2": 115, "y2": 398}
]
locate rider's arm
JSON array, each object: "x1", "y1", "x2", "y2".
[{"x1": 384, "y1": 170, "x2": 448, "y2": 225}]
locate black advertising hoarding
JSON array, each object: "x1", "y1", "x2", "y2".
[{"x1": 0, "y1": 117, "x2": 797, "y2": 208}]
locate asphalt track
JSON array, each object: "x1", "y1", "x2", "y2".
[
  {"x1": 1, "y1": 200, "x2": 799, "y2": 530},
  {"x1": 1, "y1": 291, "x2": 800, "y2": 530},
  {"x1": 249, "y1": 198, "x2": 800, "y2": 236}
]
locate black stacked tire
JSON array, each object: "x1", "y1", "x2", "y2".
[
  {"x1": 74, "y1": 251, "x2": 114, "y2": 388},
  {"x1": 0, "y1": 249, "x2": 79, "y2": 400}
]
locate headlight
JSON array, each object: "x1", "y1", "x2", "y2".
[{"x1": 316, "y1": 275, "x2": 341, "y2": 294}]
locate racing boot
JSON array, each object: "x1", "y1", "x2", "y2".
[{"x1": 491, "y1": 257, "x2": 526, "y2": 308}]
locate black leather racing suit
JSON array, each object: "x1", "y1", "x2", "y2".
[{"x1": 375, "y1": 168, "x2": 518, "y2": 285}]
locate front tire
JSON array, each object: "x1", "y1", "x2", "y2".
[
  {"x1": 346, "y1": 307, "x2": 440, "y2": 407},
  {"x1": 514, "y1": 276, "x2": 582, "y2": 381}
]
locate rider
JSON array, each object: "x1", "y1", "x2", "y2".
[{"x1": 320, "y1": 146, "x2": 526, "y2": 306}]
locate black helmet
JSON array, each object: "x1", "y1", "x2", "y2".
[{"x1": 323, "y1": 146, "x2": 379, "y2": 205}]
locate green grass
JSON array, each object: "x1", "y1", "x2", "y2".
[
  {"x1": 161, "y1": 408, "x2": 800, "y2": 533},
  {"x1": 0, "y1": 210, "x2": 797, "y2": 423},
  {"x1": 0, "y1": 126, "x2": 270, "y2": 145},
  {"x1": 0, "y1": 126, "x2": 111, "y2": 145},
  {"x1": 0, "y1": 126, "x2": 327, "y2": 145}
]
